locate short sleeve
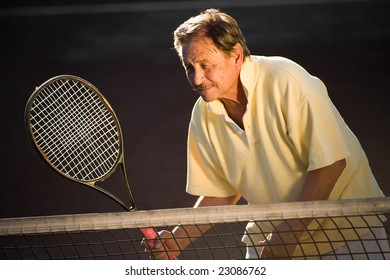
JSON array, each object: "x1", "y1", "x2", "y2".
[
  {"x1": 186, "y1": 123, "x2": 238, "y2": 197},
  {"x1": 288, "y1": 93, "x2": 351, "y2": 171}
]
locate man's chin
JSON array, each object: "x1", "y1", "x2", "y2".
[
  {"x1": 199, "y1": 91, "x2": 217, "y2": 103},
  {"x1": 200, "y1": 95, "x2": 217, "y2": 103}
]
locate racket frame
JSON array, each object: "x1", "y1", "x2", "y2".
[{"x1": 24, "y1": 75, "x2": 138, "y2": 211}]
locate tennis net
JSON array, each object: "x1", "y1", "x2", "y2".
[{"x1": 1, "y1": 197, "x2": 389, "y2": 260}]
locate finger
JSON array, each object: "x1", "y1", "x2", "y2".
[
  {"x1": 168, "y1": 252, "x2": 178, "y2": 260},
  {"x1": 141, "y1": 239, "x2": 155, "y2": 251}
]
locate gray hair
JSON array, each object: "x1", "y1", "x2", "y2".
[{"x1": 173, "y1": 8, "x2": 250, "y2": 58}]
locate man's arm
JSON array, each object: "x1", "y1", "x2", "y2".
[
  {"x1": 173, "y1": 194, "x2": 241, "y2": 247},
  {"x1": 260, "y1": 158, "x2": 346, "y2": 259},
  {"x1": 298, "y1": 159, "x2": 346, "y2": 201},
  {"x1": 143, "y1": 194, "x2": 241, "y2": 259}
]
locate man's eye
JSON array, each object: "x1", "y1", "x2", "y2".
[{"x1": 184, "y1": 65, "x2": 193, "y2": 71}]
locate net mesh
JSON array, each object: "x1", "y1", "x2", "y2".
[{"x1": 1, "y1": 197, "x2": 389, "y2": 260}]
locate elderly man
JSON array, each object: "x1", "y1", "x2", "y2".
[{"x1": 143, "y1": 8, "x2": 387, "y2": 259}]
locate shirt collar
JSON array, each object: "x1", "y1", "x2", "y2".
[{"x1": 240, "y1": 56, "x2": 258, "y2": 103}]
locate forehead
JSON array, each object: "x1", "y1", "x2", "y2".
[{"x1": 180, "y1": 37, "x2": 222, "y2": 63}]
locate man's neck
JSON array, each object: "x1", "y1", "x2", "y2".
[{"x1": 220, "y1": 92, "x2": 247, "y2": 130}]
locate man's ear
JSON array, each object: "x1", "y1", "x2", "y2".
[{"x1": 232, "y1": 43, "x2": 244, "y2": 65}]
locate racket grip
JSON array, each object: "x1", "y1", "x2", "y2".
[
  {"x1": 140, "y1": 227, "x2": 177, "y2": 260},
  {"x1": 140, "y1": 227, "x2": 158, "y2": 241}
]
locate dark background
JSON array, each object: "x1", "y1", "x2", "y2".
[{"x1": 0, "y1": 0, "x2": 389, "y2": 218}]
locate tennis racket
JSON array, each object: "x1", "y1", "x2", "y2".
[{"x1": 25, "y1": 75, "x2": 176, "y2": 259}]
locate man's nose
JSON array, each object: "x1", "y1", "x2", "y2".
[{"x1": 192, "y1": 68, "x2": 204, "y2": 86}]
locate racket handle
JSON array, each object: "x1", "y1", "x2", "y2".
[
  {"x1": 140, "y1": 227, "x2": 177, "y2": 260},
  {"x1": 140, "y1": 227, "x2": 158, "y2": 241}
]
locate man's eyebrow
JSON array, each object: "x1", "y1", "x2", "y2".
[{"x1": 183, "y1": 58, "x2": 209, "y2": 65}]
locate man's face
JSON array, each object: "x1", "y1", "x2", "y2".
[{"x1": 180, "y1": 37, "x2": 241, "y2": 102}]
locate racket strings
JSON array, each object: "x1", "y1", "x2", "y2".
[
  {"x1": 58, "y1": 80, "x2": 120, "y2": 179},
  {"x1": 29, "y1": 79, "x2": 121, "y2": 182},
  {"x1": 31, "y1": 82, "x2": 80, "y2": 167},
  {"x1": 32, "y1": 81, "x2": 97, "y2": 174},
  {"x1": 36, "y1": 80, "x2": 119, "y2": 180},
  {"x1": 50, "y1": 83, "x2": 117, "y2": 179},
  {"x1": 36, "y1": 83, "x2": 92, "y2": 163}
]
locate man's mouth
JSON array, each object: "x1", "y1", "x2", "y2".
[{"x1": 192, "y1": 83, "x2": 215, "y2": 92}]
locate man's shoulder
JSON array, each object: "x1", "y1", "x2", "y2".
[
  {"x1": 250, "y1": 55, "x2": 319, "y2": 89},
  {"x1": 190, "y1": 97, "x2": 207, "y2": 121},
  {"x1": 251, "y1": 55, "x2": 306, "y2": 75}
]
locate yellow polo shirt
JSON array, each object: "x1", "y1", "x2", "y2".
[{"x1": 186, "y1": 56, "x2": 385, "y2": 256}]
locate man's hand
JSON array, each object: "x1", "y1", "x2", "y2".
[
  {"x1": 258, "y1": 219, "x2": 306, "y2": 259},
  {"x1": 140, "y1": 194, "x2": 240, "y2": 260},
  {"x1": 259, "y1": 159, "x2": 347, "y2": 259},
  {"x1": 141, "y1": 230, "x2": 180, "y2": 260},
  {"x1": 259, "y1": 231, "x2": 298, "y2": 259}
]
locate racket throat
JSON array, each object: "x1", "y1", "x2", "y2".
[{"x1": 119, "y1": 162, "x2": 138, "y2": 211}]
